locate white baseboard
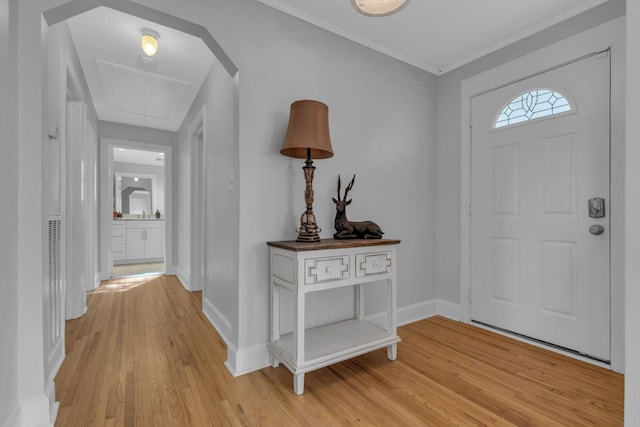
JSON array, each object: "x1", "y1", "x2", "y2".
[
  {"x1": 200, "y1": 297, "x2": 269, "y2": 376},
  {"x1": 366, "y1": 299, "x2": 440, "y2": 327},
  {"x1": 224, "y1": 299, "x2": 462, "y2": 378},
  {"x1": 225, "y1": 343, "x2": 271, "y2": 377},
  {"x1": 173, "y1": 266, "x2": 190, "y2": 291},
  {"x1": 436, "y1": 299, "x2": 462, "y2": 321},
  {"x1": 202, "y1": 297, "x2": 233, "y2": 340},
  {"x1": 17, "y1": 395, "x2": 52, "y2": 427},
  {"x1": 1, "y1": 406, "x2": 20, "y2": 427},
  {"x1": 45, "y1": 380, "x2": 59, "y2": 427}
]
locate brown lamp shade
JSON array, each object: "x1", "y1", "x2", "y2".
[{"x1": 281, "y1": 100, "x2": 334, "y2": 159}]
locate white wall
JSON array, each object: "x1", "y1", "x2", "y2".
[
  {"x1": 0, "y1": 0, "x2": 19, "y2": 424},
  {"x1": 625, "y1": 3, "x2": 640, "y2": 425},
  {"x1": 178, "y1": 59, "x2": 239, "y2": 353}
]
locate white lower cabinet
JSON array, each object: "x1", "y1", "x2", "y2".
[
  {"x1": 112, "y1": 219, "x2": 164, "y2": 264},
  {"x1": 267, "y1": 238, "x2": 401, "y2": 395}
]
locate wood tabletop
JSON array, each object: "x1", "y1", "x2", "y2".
[{"x1": 267, "y1": 238, "x2": 401, "y2": 251}]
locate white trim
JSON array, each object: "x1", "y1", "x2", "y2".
[
  {"x1": 188, "y1": 106, "x2": 206, "y2": 293},
  {"x1": 203, "y1": 297, "x2": 269, "y2": 378},
  {"x1": 224, "y1": 297, "x2": 618, "y2": 377},
  {"x1": 174, "y1": 265, "x2": 190, "y2": 291},
  {"x1": 254, "y1": 0, "x2": 607, "y2": 75},
  {"x1": 440, "y1": 0, "x2": 609, "y2": 74},
  {"x1": 45, "y1": 378, "x2": 59, "y2": 427},
  {"x1": 253, "y1": 0, "x2": 437, "y2": 74},
  {"x1": 202, "y1": 296, "x2": 232, "y2": 336},
  {"x1": 1, "y1": 406, "x2": 20, "y2": 427},
  {"x1": 100, "y1": 138, "x2": 173, "y2": 282},
  {"x1": 17, "y1": 395, "x2": 51, "y2": 427},
  {"x1": 460, "y1": 17, "x2": 625, "y2": 372},
  {"x1": 225, "y1": 344, "x2": 272, "y2": 377}
]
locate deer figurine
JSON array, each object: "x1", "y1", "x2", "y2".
[{"x1": 332, "y1": 175, "x2": 384, "y2": 239}]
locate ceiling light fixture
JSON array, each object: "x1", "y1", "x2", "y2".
[
  {"x1": 141, "y1": 28, "x2": 159, "y2": 56},
  {"x1": 351, "y1": 0, "x2": 409, "y2": 16}
]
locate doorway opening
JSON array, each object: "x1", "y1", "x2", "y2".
[{"x1": 110, "y1": 146, "x2": 168, "y2": 278}]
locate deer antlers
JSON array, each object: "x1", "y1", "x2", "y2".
[{"x1": 336, "y1": 175, "x2": 356, "y2": 202}]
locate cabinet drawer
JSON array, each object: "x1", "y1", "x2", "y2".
[
  {"x1": 111, "y1": 228, "x2": 126, "y2": 243},
  {"x1": 304, "y1": 256, "x2": 350, "y2": 285},
  {"x1": 355, "y1": 252, "x2": 392, "y2": 277},
  {"x1": 127, "y1": 220, "x2": 162, "y2": 229},
  {"x1": 112, "y1": 244, "x2": 126, "y2": 261},
  {"x1": 112, "y1": 221, "x2": 126, "y2": 230}
]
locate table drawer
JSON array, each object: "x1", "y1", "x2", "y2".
[
  {"x1": 355, "y1": 252, "x2": 392, "y2": 277},
  {"x1": 304, "y1": 256, "x2": 350, "y2": 285}
]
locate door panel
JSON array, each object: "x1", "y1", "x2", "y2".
[{"x1": 470, "y1": 52, "x2": 610, "y2": 361}]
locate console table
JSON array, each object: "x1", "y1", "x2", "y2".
[{"x1": 267, "y1": 239, "x2": 401, "y2": 395}]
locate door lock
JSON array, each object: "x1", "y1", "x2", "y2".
[{"x1": 588, "y1": 197, "x2": 605, "y2": 218}]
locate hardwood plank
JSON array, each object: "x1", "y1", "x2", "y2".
[{"x1": 54, "y1": 275, "x2": 623, "y2": 426}]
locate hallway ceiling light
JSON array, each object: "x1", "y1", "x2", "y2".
[
  {"x1": 351, "y1": 0, "x2": 409, "y2": 16},
  {"x1": 141, "y1": 29, "x2": 159, "y2": 56}
]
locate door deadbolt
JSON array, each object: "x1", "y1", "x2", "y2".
[
  {"x1": 589, "y1": 224, "x2": 605, "y2": 236},
  {"x1": 588, "y1": 197, "x2": 605, "y2": 218}
]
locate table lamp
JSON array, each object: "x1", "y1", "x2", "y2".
[{"x1": 280, "y1": 100, "x2": 334, "y2": 242}]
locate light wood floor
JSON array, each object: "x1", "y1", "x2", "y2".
[{"x1": 54, "y1": 275, "x2": 623, "y2": 426}]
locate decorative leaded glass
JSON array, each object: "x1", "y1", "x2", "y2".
[{"x1": 495, "y1": 89, "x2": 571, "y2": 128}]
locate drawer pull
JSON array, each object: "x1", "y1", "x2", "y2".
[
  {"x1": 373, "y1": 261, "x2": 380, "y2": 268},
  {"x1": 325, "y1": 266, "x2": 333, "y2": 274}
]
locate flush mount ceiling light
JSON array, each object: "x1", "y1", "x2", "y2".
[
  {"x1": 351, "y1": 0, "x2": 410, "y2": 16},
  {"x1": 140, "y1": 29, "x2": 159, "y2": 56}
]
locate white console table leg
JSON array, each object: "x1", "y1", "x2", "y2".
[
  {"x1": 294, "y1": 373, "x2": 305, "y2": 395},
  {"x1": 387, "y1": 343, "x2": 397, "y2": 361},
  {"x1": 272, "y1": 355, "x2": 280, "y2": 368}
]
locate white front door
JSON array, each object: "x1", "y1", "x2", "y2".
[{"x1": 470, "y1": 52, "x2": 610, "y2": 361}]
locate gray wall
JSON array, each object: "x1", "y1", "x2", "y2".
[
  {"x1": 146, "y1": 0, "x2": 437, "y2": 369},
  {"x1": 177, "y1": 58, "x2": 239, "y2": 346},
  {"x1": 0, "y1": 0, "x2": 18, "y2": 423}
]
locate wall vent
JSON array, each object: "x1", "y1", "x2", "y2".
[{"x1": 48, "y1": 216, "x2": 62, "y2": 346}]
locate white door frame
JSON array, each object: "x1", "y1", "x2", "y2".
[
  {"x1": 99, "y1": 138, "x2": 173, "y2": 280},
  {"x1": 460, "y1": 20, "x2": 625, "y2": 371},
  {"x1": 189, "y1": 106, "x2": 206, "y2": 292}
]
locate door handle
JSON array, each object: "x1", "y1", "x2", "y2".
[{"x1": 589, "y1": 224, "x2": 605, "y2": 236}]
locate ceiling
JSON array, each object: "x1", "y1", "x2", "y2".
[
  {"x1": 63, "y1": 1, "x2": 609, "y2": 137},
  {"x1": 66, "y1": 7, "x2": 215, "y2": 132},
  {"x1": 113, "y1": 147, "x2": 164, "y2": 166},
  {"x1": 256, "y1": 0, "x2": 609, "y2": 74}
]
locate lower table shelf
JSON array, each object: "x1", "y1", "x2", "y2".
[{"x1": 269, "y1": 319, "x2": 400, "y2": 394}]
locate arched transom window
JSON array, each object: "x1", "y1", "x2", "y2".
[{"x1": 494, "y1": 89, "x2": 572, "y2": 129}]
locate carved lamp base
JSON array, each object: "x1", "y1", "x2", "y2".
[{"x1": 296, "y1": 210, "x2": 321, "y2": 242}]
